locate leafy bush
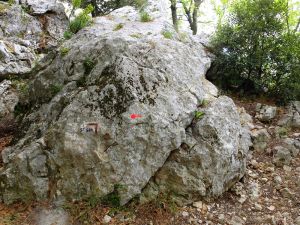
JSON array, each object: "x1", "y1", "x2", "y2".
[
  {"x1": 50, "y1": 84, "x2": 63, "y2": 96},
  {"x1": 161, "y1": 30, "x2": 173, "y2": 39},
  {"x1": 63, "y1": 31, "x2": 73, "y2": 40},
  {"x1": 113, "y1": 23, "x2": 124, "y2": 31},
  {"x1": 195, "y1": 111, "x2": 205, "y2": 120},
  {"x1": 64, "y1": 1, "x2": 94, "y2": 37},
  {"x1": 140, "y1": 11, "x2": 152, "y2": 22},
  {"x1": 60, "y1": 47, "x2": 70, "y2": 56},
  {"x1": 69, "y1": 4, "x2": 94, "y2": 34},
  {"x1": 83, "y1": 57, "x2": 95, "y2": 75},
  {"x1": 211, "y1": 0, "x2": 300, "y2": 102},
  {"x1": 85, "y1": 0, "x2": 148, "y2": 17},
  {"x1": 100, "y1": 184, "x2": 126, "y2": 208}
]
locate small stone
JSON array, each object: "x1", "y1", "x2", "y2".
[
  {"x1": 250, "y1": 159, "x2": 259, "y2": 169},
  {"x1": 255, "y1": 104, "x2": 277, "y2": 122},
  {"x1": 254, "y1": 203, "x2": 262, "y2": 211},
  {"x1": 182, "y1": 211, "x2": 189, "y2": 217},
  {"x1": 273, "y1": 146, "x2": 292, "y2": 167},
  {"x1": 249, "y1": 181, "x2": 260, "y2": 199},
  {"x1": 229, "y1": 215, "x2": 245, "y2": 225},
  {"x1": 280, "y1": 187, "x2": 294, "y2": 198},
  {"x1": 251, "y1": 129, "x2": 271, "y2": 152},
  {"x1": 283, "y1": 165, "x2": 292, "y2": 172},
  {"x1": 218, "y1": 213, "x2": 225, "y2": 222},
  {"x1": 266, "y1": 167, "x2": 275, "y2": 172},
  {"x1": 202, "y1": 203, "x2": 208, "y2": 213},
  {"x1": 274, "y1": 176, "x2": 282, "y2": 185},
  {"x1": 267, "y1": 205, "x2": 275, "y2": 211},
  {"x1": 103, "y1": 215, "x2": 112, "y2": 224},
  {"x1": 238, "y1": 194, "x2": 247, "y2": 204},
  {"x1": 261, "y1": 177, "x2": 268, "y2": 182},
  {"x1": 295, "y1": 216, "x2": 300, "y2": 225},
  {"x1": 192, "y1": 201, "x2": 203, "y2": 209},
  {"x1": 296, "y1": 167, "x2": 300, "y2": 172}
]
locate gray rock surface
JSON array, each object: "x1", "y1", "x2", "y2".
[
  {"x1": 0, "y1": 4, "x2": 251, "y2": 205},
  {"x1": 251, "y1": 129, "x2": 271, "y2": 152},
  {"x1": 0, "y1": 80, "x2": 19, "y2": 119},
  {"x1": 255, "y1": 103, "x2": 277, "y2": 122},
  {"x1": 278, "y1": 101, "x2": 300, "y2": 128},
  {"x1": 273, "y1": 146, "x2": 292, "y2": 167},
  {"x1": 282, "y1": 138, "x2": 300, "y2": 157},
  {"x1": 142, "y1": 97, "x2": 251, "y2": 204},
  {"x1": 0, "y1": 1, "x2": 68, "y2": 78},
  {"x1": 31, "y1": 207, "x2": 70, "y2": 225}
]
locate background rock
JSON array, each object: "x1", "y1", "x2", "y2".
[
  {"x1": 0, "y1": 1, "x2": 68, "y2": 78},
  {"x1": 251, "y1": 129, "x2": 271, "y2": 152},
  {"x1": 255, "y1": 103, "x2": 277, "y2": 122}
]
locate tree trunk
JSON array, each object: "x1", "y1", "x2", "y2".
[
  {"x1": 192, "y1": 0, "x2": 203, "y2": 35},
  {"x1": 170, "y1": 0, "x2": 178, "y2": 32}
]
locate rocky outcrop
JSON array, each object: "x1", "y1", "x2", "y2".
[
  {"x1": 0, "y1": 1, "x2": 68, "y2": 78},
  {"x1": 278, "y1": 101, "x2": 300, "y2": 129},
  {"x1": 0, "y1": 80, "x2": 19, "y2": 119},
  {"x1": 142, "y1": 97, "x2": 251, "y2": 205},
  {"x1": 0, "y1": 4, "x2": 251, "y2": 205},
  {"x1": 255, "y1": 103, "x2": 277, "y2": 123}
]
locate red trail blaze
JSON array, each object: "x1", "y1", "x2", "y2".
[{"x1": 130, "y1": 114, "x2": 142, "y2": 119}]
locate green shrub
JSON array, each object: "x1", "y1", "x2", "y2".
[
  {"x1": 161, "y1": 30, "x2": 173, "y2": 39},
  {"x1": 83, "y1": 57, "x2": 95, "y2": 75},
  {"x1": 101, "y1": 184, "x2": 126, "y2": 208},
  {"x1": 60, "y1": 47, "x2": 70, "y2": 56},
  {"x1": 130, "y1": 33, "x2": 142, "y2": 38},
  {"x1": 11, "y1": 79, "x2": 29, "y2": 96},
  {"x1": 140, "y1": 11, "x2": 152, "y2": 22},
  {"x1": 69, "y1": 4, "x2": 93, "y2": 34},
  {"x1": 63, "y1": 31, "x2": 73, "y2": 40},
  {"x1": 195, "y1": 111, "x2": 205, "y2": 120},
  {"x1": 211, "y1": 0, "x2": 300, "y2": 102},
  {"x1": 76, "y1": 76, "x2": 87, "y2": 87},
  {"x1": 8, "y1": 0, "x2": 14, "y2": 5},
  {"x1": 50, "y1": 84, "x2": 63, "y2": 96},
  {"x1": 113, "y1": 23, "x2": 124, "y2": 31}
]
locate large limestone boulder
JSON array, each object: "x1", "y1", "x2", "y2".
[
  {"x1": 0, "y1": 4, "x2": 251, "y2": 205},
  {"x1": 0, "y1": 1, "x2": 68, "y2": 78},
  {"x1": 142, "y1": 97, "x2": 251, "y2": 205}
]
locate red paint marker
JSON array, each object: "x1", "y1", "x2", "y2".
[{"x1": 130, "y1": 114, "x2": 142, "y2": 119}]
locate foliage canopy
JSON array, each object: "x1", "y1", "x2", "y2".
[{"x1": 211, "y1": 0, "x2": 300, "y2": 102}]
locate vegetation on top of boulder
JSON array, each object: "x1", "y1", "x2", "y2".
[
  {"x1": 140, "y1": 11, "x2": 152, "y2": 22},
  {"x1": 161, "y1": 30, "x2": 174, "y2": 39},
  {"x1": 113, "y1": 23, "x2": 124, "y2": 31},
  {"x1": 83, "y1": 0, "x2": 148, "y2": 17},
  {"x1": 63, "y1": 0, "x2": 94, "y2": 39},
  {"x1": 60, "y1": 47, "x2": 70, "y2": 56},
  {"x1": 194, "y1": 111, "x2": 205, "y2": 120}
]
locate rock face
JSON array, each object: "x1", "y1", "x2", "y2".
[
  {"x1": 0, "y1": 5, "x2": 251, "y2": 205},
  {"x1": 0, "y1": 80, "x2": 19, "y2": 119},
  {"x1": 142, "y1": 97, "x2": 251, "y2": 204},
  {"x1": 255, "y1": 103, "x2": 277, "y2": 123},
  {"x1": 251, "y1": 129, "x2": 271, "y2": 152},
  {"x1": 278, "y1": 101, "x2": 300, "y2": 129},
  {"x1": 0, "y1": 1, "x2": 68, "y2": 78}
]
